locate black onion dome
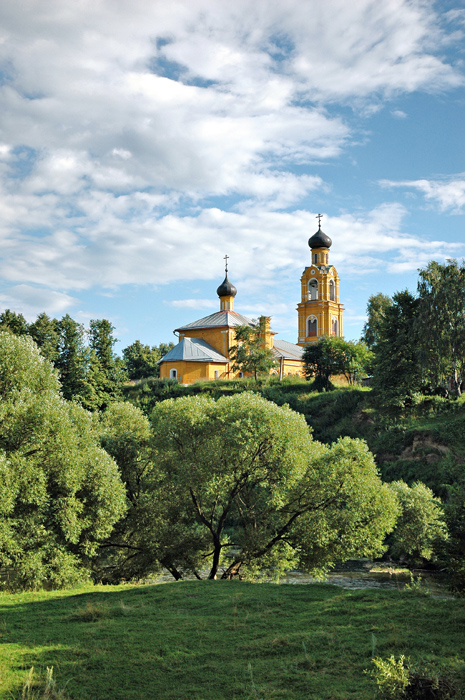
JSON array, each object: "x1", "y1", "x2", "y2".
[
  {"x1": 216, "y1": 274, "x2": 237, "y2": 298},
  {"x1": 308, "y1": 227, "x2": 332, "y2": 249}
]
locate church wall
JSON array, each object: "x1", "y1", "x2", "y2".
[{"x1": 159, "y1": 360, "x2": 229, "y2": 383}]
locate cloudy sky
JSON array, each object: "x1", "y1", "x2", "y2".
[{"x1": 0, "y1": 0, "x2": 464, "y2": 350}]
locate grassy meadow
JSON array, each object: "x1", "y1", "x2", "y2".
[{"x1": 1, "y1": 580, "x2": 465, "y2": 700}]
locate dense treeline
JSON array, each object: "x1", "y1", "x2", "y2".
[
  {"x1": 364, "y1": 259, "x2": 465, "y2": 404},
  {"x1": 0, "y1": 258, "x2": 464, "y2": 593},
  {"x1": 0, "y1": 310, "x2": 173, "y2": 410}
]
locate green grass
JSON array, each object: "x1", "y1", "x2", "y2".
[{"x1": 1, "y1": 581, "x2": 465, "y2": 700}]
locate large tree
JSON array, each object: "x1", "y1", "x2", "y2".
[
  {"x1": 143, "y1": 393, "x2": 397, "y2": 580},
  {"x1": 362, "y1": 293, "x2": 392, "y2": 349},
  {"x1": 371, "y1": 290, "x2": 421, "y2": 407},
  {"x1": 303, "y1": 335, "x2": 356, "y2": 391},
  {"x1": 87, "y1": 319, "x2": 125, "y2": 410},
  {"x1": 416, "y1": 259, "x2": 465, "y2": 396},
  {"x1": 0, "y1": 332, "x2": 126, "y2": 589}
]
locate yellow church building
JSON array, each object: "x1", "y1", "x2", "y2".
[{"x1": 159, "y1": 218, "x2": 343, "y2": 384}]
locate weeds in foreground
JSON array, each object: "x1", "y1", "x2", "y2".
[
  {"x1": 20, "y1": 667, "x2": 68, "y2": 700},
  {"x1": 368, "y1": 655, "x2": 461, "y2": 699}
]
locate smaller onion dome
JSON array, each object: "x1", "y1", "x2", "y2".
[
  {"x1": 216, "y1": 273, "x2": 237, "y2": 298},
  {"x1": 308, "y1": 226, "x2": 332, "y2": 250}
]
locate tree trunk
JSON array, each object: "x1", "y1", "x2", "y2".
[{"x1": 221, "y1": 560, "x2": 244, "y2": 579}]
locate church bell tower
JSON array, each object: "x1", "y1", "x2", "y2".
[{"x1": 297, "y1": 215, "x2": 344, "y2": 345}]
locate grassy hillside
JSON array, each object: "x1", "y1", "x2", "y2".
[
  {"x1": 1, "y1": 581, "x2": 464, "y2": 700},
  {"x1": 123, "y1": 378, "x2": 465, "y2": 496}
]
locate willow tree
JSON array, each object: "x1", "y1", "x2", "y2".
[
  {"x1": 148, "y1": 392, "x2": 397, "y2": 580},
  {"x1": 0, "y1": 333, "x2": 126, "y2": 589}
]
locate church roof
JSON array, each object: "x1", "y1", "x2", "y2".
[
  {"x1": 175, "y1": 310, "x2": 254, "y2": 332},
  {"x1": 273, "y1": 339, "x2": 304, "y2": 361},
  {"x1": 159, "y1": 337, "x2": 229, "y2": 364}
]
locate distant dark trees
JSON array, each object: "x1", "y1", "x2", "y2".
[
  {"x1": 0, "y1": 309, "x2": 172, "y2": 410},
  {"x1": 366, "y1": 259, "x2": 465, "y2": 405}
]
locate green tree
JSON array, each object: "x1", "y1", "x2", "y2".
[
  {"x1": 303, "y1": 335, "x2": 348, "y2": 391},
  {"x1": 87, "y1": 319, "x2": 125, "y2": 410},
  {"x1": 362, "y1": 293, "x2": 392, "y2": 348},
  {"x1": 147, "y1": 393, "x2": 397, "y2": 580},
  {"x1": 343, "y1": 340, "x2": 373, "y2": 384},
  {"x1": 386, "y1": 481, "x2": 447, "y2": 563},
  {"x1": 28, "y1": 312, "x2": 60, "y2": 364},
  {"x1": 54, "y1": 314, "x2": 88, "y2": 402},
  {"x1": 371, "y1": 290, "x2": 421, "y2": 407},
  {"x1": 229, "y1": 317, "x2": 277, "y2": 379},
  {"x1": 416, "y1": 259, "x2": 465, "y2": 396},
  {"x1": 122, "y1": 340, "x2": 174, "y2": 380},
  {"x1": 0, "y1": 332, "x2": 126, "y2": 589},
  {"x1": 0, "y1": 309, "x2": 29, "y2": 336}
]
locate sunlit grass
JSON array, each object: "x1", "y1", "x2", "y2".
[{"x1": 1, "y1": 580, "x2": 465, "y2": 700}]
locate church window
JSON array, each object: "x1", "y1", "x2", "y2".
[
  {"x1": 307, "y1": 317, "x2": 317, "y2": 337},
  {"x1": 308, "y1": 278, "x2": 318, "y2": 300},
  {"x1": 214, "y1": 370, "x2": 219, "y2": 379},
  {"x1": 329, "y1": 279, "x2": 335, "y2": 301},
  {"x1": 332, "y1": 317, "x2": 338, "y2": 336},
  {"x1": 314, "y1": 253, "x2": 319, "y2": 264},
  {"x1": 170, "y1": 368, "x2": 177, "y2": 379}
]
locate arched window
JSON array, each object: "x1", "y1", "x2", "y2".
[
  {"x1": 170, "y1": 368, "x2": 177, "y2": 379},
  {"x1": 332, "y1": 317, "x2": 338, "y2": 336},
  {"x1": 314, "y1": 253, "x2": 318, "y2": 264},
  {"x1": 307, "y1": 317, "x2": 317, "y2": 337},
  {"x1": 308, "y1": 278, "x2": 318, "y2": 300},
  {"x1": 329, "y1": 279, "x2": 335, "y2": 301}
]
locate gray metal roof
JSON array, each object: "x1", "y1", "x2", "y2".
[
  {"x1": 273, "y1": 339, "x2": 304, "y2": 360},
  {"x1": 175, "y1": 310, "x2": 254, "y2": 332},
  {"x1": 159, "y1": 337, "x2": 229, "y2": 364}
]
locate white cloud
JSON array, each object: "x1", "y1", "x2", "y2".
[
  {"x1": 0, "y1": 0, "x2": 462, "y2": 328},
  {"x1": 380, "y1": 176, "x2": 465, "y2": 213},
  {"x1": 0, "y1": 285, "x2": 79, "y2": 319},
  {"x1": 169, "y1": 298, "x2": 217, "y2": 310}
]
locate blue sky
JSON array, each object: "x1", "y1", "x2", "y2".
[{"x1": 0, "y1": 0, "x2": 464, "y2": 352}]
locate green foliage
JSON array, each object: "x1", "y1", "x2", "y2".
[
  {"x1": 122, "y1": 340, "x2": 174, "y2": 380},
  {"x1": 362, "y1": 293, "x2": 392, "y2": 349},
  {"x1": 86, "y1": 319, "x2": 125, "y2": 410},
  {"x1": 95, "y1": 402, "x2": 161, "y2": 582},
  {"x1": 0, "y1": 332, "x2": 127, "y2": 589},
  {"x1": 28, "y1": 313, "x2": 60, "y2": 364},
  {"x1": 371, "y1": 290, "x2": 422, "y2": 408},
  {"x1": 0, "y1": 309, "x2": 29, "y2": 336},
  {"x1": 417, "y1": 259, "x2": 465, "y2": 397},
  {"x1": 386, "y1": 481, "x2": 448, "y2": 563},
  {"x1": 370, "y1": 655, "x2": 410, "y2": 699},
  {"x1": 303, "y1": 335, "x2": 371, "y2": 391},
  {"x1": 369, "y1": 655, "x2": 461, "y2": 700},
  {"x1": 148, "y1": 393, "x2": 397, "y2": 580},
  {"x1": 229, "y1": 317, "x2": 277, "y2": 379}
]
